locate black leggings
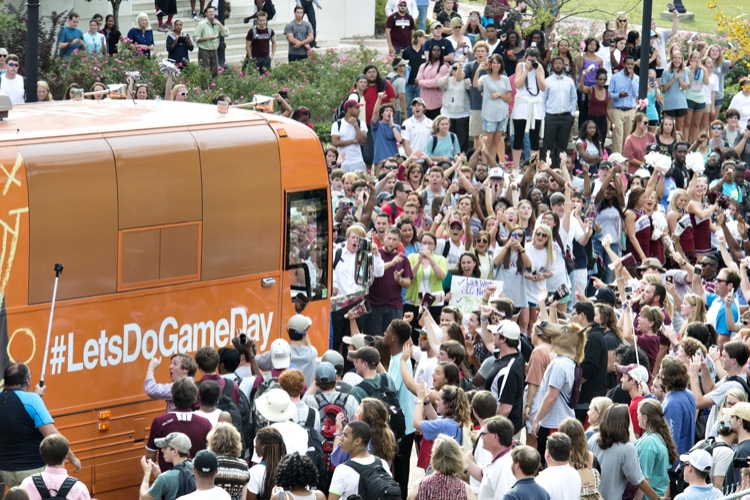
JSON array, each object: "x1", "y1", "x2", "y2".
[{"x1": 512, "y1": 119, "x2": 541, "y2": 151}]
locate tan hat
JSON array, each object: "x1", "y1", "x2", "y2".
[
  {"x1": 724, "y1": 402, "x2": 750, "y2": 422},
  {"x1": 155, "y1": 432, "x2": 192, "y2": 454},
  {"x1": 608, "y1": 153, "x2": 628, "y2": 164},
  {"x1": 343, "y1": 333, "x2": 367, "y2": 350}
]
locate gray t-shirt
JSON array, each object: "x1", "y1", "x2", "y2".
[
  {"x1": 283, "y1": 20, "x2": 313, "y2": 55},
  {"x1": 256, "y1": 344, "x2": 319, "y2": 387},
  {"x1": 386, "y1": 72, "x2": 406, "y2": 113},
  {"x1": 588, "y1": 437, "x2": 644, "y2": 500},
  {"x1": 494, "y1": 251, "x2": 528, "y2": 309},
  {"x1": 538, "y1": 355, "x2": 576, "y2": 428},
  {"x1": 463, "y1": 60, "x2": 487, "y2": 111},
  {"x1": 303, "y1": 390, "x2": 360, "y2": 421},
  {"x1": 478, "y1": 74, "x2": 511, "y2": 122}
]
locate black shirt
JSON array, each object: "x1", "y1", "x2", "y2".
[
  {"x1": 724, "y1": 439, "x2": 750, "y2": 490},
  {"x1": 436, "y1": 10, "x2": 462, "y2": 27},
  {"x1": 579, "y1": 324, "x2": 609, "y2": 407},
  {"x1": 402, "y1": 44, "x2": 425, "y2": 85},
  {"x1": 423, "y1": 38, "x2": 455, "y2": 60},
  {"x1": 603, "y1": 330, "x2": 622, "y2": 390},
  {"x1": 485, "y1": 351, "x2": 526, "y2": 434}
]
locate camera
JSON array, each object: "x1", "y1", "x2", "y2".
[
  {"x1": 358, "y1": 237, "x2": 371, "y2": 252},
  {"x1": 530, "y1": 60, "x2": 539, "y2": 70},
  {"x1": 667, "y1": 2, "x2": 675, "y2": 12}
]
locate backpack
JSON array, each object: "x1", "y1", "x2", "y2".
[
  {"x1": 175, "y1": 461, "x2": 197, "y2": 497},
  {"x1": 669, "y1": 437, "x2": 730, "y2": 496},
  {"x1": 567, "y1": 363, "x2": 583, "y2": 410},
  {"x1": 315, "y1": 389, "x2": 350, "y2": 471},
  {"x1": 361, "y1": 374, "x2": 406, "y2": 443},
  {"x1": 333, "y1": 92, "x2": 361, "y2": 121},
  {"x1": 261, "y1": 0, "x2": 276, "y2": 19},
  {"x1": 197, "y1": 378, "x2": 252, "y2": 456},
  {"x1": 333, "y1": 247, "x2": 344, "y2": 270},
  {"x1": 32, "y1": 474, "x2": 78, "y2": 499},
  {"x1": 301, "y1": 407, "x2": 330, "y2": 494},
  {"x1": 727, "y1": 375, "x2": 750, "y2": 398},
  {"x1": 386, "y1": 73, "x2": 403, "y2": 86},
  {"x1": 250, "y1": 372, "x2": 281, "y2": 438},
  {"x1": 430, "y1": 132, "x2": 458, "y2": 156},
  {"x1": 345, "y1": 459, "x2": 401, "y2": 500}
]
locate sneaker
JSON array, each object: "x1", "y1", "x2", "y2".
[
  {"x1": 164, "y1": 22, "x2": 174, "y2": 31},
  {"x1": 191, "y1": 11, "x2": 198, "y2": 19},
  {"x1": 157, "y1": 24, "x2": 169, "y2": 32}
]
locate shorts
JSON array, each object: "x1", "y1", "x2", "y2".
[
  {"x1": 648, "y1": 119, "x2": 659, "y2": 127},
  {"x1": 664, "y1": 108, "x2": 687, "y2": 118},
  {"x1": 714, "y1": 97, "x2": 723, "y2": 108},
  {"x1": 528, "y1": 301, "x2": 537, "y2": 308},
  {"x1": 482, "y1": 117, "x2": 508, "y2": 133},
  {"x1": 687, "y1": 99, "x2": 706, "y2": 112},
  {"x1": 469, "y1": 110, "x2": 483, "y2": 137}
]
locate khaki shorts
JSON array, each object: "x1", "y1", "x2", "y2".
[
  {"x1": 469, "y1": 109, "x2": 483, "y2": 138},
  {"x1": 0, "y1": 466, "x2": 45, "y2": 488}
]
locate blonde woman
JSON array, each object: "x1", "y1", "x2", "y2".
[
  {"x1": 667, "y1": 188, "x2": 696, "y2": 264},
  {"x1": 586, "y1": 397, "x2": 613, "y2": 439},
  {"x1": 407, "y1": 434, "x2": 476, "y2": 500},
  {"x1": 523, "y1": 224, "x2": 554, "y2": 334},
  {"x1": 424, "y1": 115, "x2": 461, "y2": 162},
  {"x1": 37, "y1": 81, "x2": 53, "y2": 101},
  {"x1": 686, "y1": 174, "x2": 718, "y2": 257},
  {"x1": 559, "y1": 418, "x2": 602, "y2": 500},
  {"x1": 708, "y1": 44, "x2": 736, "y2": 124},
  {"x1": 612, "y1": 12, "x2": 629, "y2": 39},
  {"x1": 678, "y1": 294, "x2": 706, "y2": 337},
  {"x1": 126, "y1": 12, "x2": 155, "y2": 58}
]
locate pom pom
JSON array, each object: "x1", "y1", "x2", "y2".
[
  {"x1": 644, "y1": 152, "x2": 672, "y2": 174},
  {"x1": 685, "y1": 151, "x2": 705, "y2": 175},
  {"x1": 158, "y1": 59, "x2": 181, "y2": 77},
  {"x1": 651, "y1": 210, "x2": 667, "y2": 240},
  {"x1": 125, "y1": 70, "x2": 141, "y2": 81}
]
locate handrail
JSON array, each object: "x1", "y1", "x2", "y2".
[{"x1": 718, "y1": 486, "x2": 750, "y2": 500}]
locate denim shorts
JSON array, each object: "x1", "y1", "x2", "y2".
[
  {"x1": 482, "y1": 117, "x2": 508, "y2": 133},
  {"x1": 664, "y1": 108, "x2": 687, "y2": 117},
  {"x1": 687, "y1": 99, "x2": 706, "y2": 112},
  {"x1": 714, "y1": 97, "x2": 723, "y2": 108}
]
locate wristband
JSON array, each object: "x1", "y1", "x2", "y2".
[
  {"x1": 616, "y1": 277, "x2": 623, "y2": 281},
  {"x1": 334, "y1": 433, "x2": 342, "y2": 437}
]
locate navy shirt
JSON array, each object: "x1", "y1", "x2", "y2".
[
  {"x1": 505, "y1": 478, "x2": 551, "y2": 500},
  {"x1": 166, "y1": 33, "x2": 193, "y2": 63},
  {"x1": 0, "y1": 390, "x2": 54, "y2": 471},
  {"x1": 127, "y1": 28, "x2": 155, "y2": 58},
  {"x1": 423, "y1": 38, "x2": 455, "y2": 60}
]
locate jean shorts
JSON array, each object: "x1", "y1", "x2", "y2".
[
  {"x1": 482, "y1": 117, "x2": 508, "y2": 133},
  {"x1": 687, "y1": 99, "x2": 706, "y2": 112},
  {"x1": 714, "y1": 97, "x2": 723, "y2": 108}
]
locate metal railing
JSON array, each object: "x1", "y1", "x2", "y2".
[{"x1": 718, "y1": 485, "x2": 750, "y2": 500}]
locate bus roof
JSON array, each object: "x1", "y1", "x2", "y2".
[{"x1": 0, "y1": 100, "x2": 269, "y2": 143}]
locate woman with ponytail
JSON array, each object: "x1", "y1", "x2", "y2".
[
  {"x1": 635, "y1": 399, "x2": 679, "y2": 498},
  {"x1": 247, "y1": 427, "x2": 287, "y2": 500}
]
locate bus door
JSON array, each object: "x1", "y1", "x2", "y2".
[{"x1": 282, "y1": 190, "x2": 330, "y2": 350}]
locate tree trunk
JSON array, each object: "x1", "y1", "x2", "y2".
[{"x1": 112, "y1": 0, "x2": 122, "y2": 28}]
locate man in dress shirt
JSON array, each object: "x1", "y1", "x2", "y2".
[
  {"x1": 331, "y1": 225, "x2": 385, "y2": 353},
  {"x1": 608, "y1": 56, "x2": 640, "y2": 154},
  {"x1": 543, "y1": 57, "x2": 577, "y2": 170}
]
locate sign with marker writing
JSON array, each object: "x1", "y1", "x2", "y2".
[{"x1": 449, "y1": 277, "x2": 503, "y2": 327}]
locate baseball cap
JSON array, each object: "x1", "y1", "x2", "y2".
[
  {"x1": 316, "y1": 362, "x2": 337, "y2": 384},
  {"x1": 487, "y1": 320, "x2": 521, "y2": 340},
  {"x1": 626, "y1": 365, "x2": 649, "y2": 383},
  {"x1": 343, "y1": 99, "x2": 362, "y2": 111},
  {"x1": 679, "y1": 449, "x2": 712, "y2": 472},
  {"x1": 321, "y1": 350, "x2": 345, "y2": 368},
  {"x1": 193, "y1": 450, "x2": 219, "y2": 474},
  {"x1": 343, "y1": 333, "x2": 367, "y2": 350},
  {"x1": 288, "y1": 314, "x2": 312, "y2": 334},
  {"x1": 349, "y1": 346, "x2": 380, "y2": 367},
  {"x1": 449, "y1": 217, "x2": 463, "y2": 227},
  {"x1": 650, "y1": 30, "x2": 657, "y2": 37},
  {"x1": 411, "y1": 97, "x2": 426, "y2": 106},
  {"x1": 355, "y1": 73, "x2": 367, "y2": 82},
  {"x1": 416, "y1": 327, "x2": 443, "y2": 341},
  {"x1": 608, "y1": 152, "x2": 628, "y2": 164},
  {"x1": 550, "y1": 192, "x2": 566, "y2": 206},
  {"x1": 593, "y1": 287, "x2": 617, "y2": 306},
  {"x1": 392, "y1": 58, "x2": 408, "y2": 68},
  {"x1": 633, "y1": 168, "x2": 651, "y2": 179},
  {"x1": 723, "y1": 402, "x2": 750, "y2": 422},
  {"x1": 270, "y1": 338, "x2": 291, "y2": 369},
  {"x1": 431, "y1": 21, "x2": 443, "y2": 29},
  {"x1": 489, "y1": 167, "x2": 504, "y2": 179},
  {"x1": 637, "y1": 258, "x2": 665, "y2": 272},
  {"x1": 155, "y1": 432, "x2": 191, "y2": 454},
  {"x1": 376, "y1": 192, "x2": 393, "y2": 204}
]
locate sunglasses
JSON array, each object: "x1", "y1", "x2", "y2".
[
  {"x1": 712, "y1": 125, "x2": 723, "y2": 130},
  {"x1": 715, "y1": 278, "x2": 729, "y2": 284},
  {"x1": 383, "y1": 164, "x2": 398, "y2": 170},
  {"x1": 476, "y1": 239, "x2": 489, "y2": 243},
  {"x1": 178, "y1": 92, "x2": 188, "y2": 96},
  {"x1": 7, "y1": 62, "x2": 18, "y2": 67},
  {"x1": 535, "y1": 232, "x2": 548, "y2": 238},
  {"x1": 742, "y1": 320, "x2": 750, "y2": 326},
  {"x1": 512, "y1": 232, "x2": 524, "y2": 238},
  {"x1": 618, "y1": 19, "x2": 627, "y2": 23},
  {"x1": 0, "y1": 54, "x2": 6, "y2": 58}
]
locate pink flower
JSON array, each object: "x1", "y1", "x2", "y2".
[
  {"x1": 258, "y1": 76, "x2": 263, "y2": 81},
  {"x1": 239, "y1": 72, "x2": 244, "y2": 77},
  {"x1": 211, "y1": 82, "x2": 216, "y2": 87}
]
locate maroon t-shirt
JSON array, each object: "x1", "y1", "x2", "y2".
[
  {"x1": 146, "y1": 411, "x2": 212, "y2": 472},
  {"x1": 385, "y1": 13, "x2": 415, "y2": 49},
  {"x1": 245, "y1": 27, "x2": 275, "y2": 58},
  {"x1": 366, "y1": 250, "x2": 414, "y2": 309},
  {"x1": 197, "y1": 374, "x2": 241, "y2": 406}
]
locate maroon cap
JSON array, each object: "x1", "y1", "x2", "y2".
[{"x1": 343, "y1": 99, "x2": 362, "y2": 111}]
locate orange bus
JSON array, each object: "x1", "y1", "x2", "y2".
[{"x1": 0, "y1": 99, "x2": 331, "y2": 499}]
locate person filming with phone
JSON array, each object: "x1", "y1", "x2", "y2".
[
  {"x1": 167, "y1": 20, "x2": 194, "y2": 64},
  {"x1": 609, "y1": 55, "x2": 640, "y2": 154}
]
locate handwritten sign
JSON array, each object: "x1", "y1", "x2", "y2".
[{"x1": 449, "y1": 276, "x2": 503, "y2": 328}]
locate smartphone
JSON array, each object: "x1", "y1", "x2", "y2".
[
  {"x1": 649, "y1": 77, "x2": 655, "y2": 86},
  {"x1": 341, "y1": 201, "x2": 352, "y2": 211},
  {"x1": 667, "y1": 2, "x2": 675, "y2": 12},
  {"x1": 666, "y1": 275, "x2": 674, "y2": 284},
  {"x1": 734, "y1": 457, "x2": 749, "y2": 469},
  {"x1": 512, "y1": 233, "x2": 519, "y2": 240}
]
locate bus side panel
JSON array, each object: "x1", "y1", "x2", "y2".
[{"x1": 271, "y1": 124, "x2": 330, "y2": 354}]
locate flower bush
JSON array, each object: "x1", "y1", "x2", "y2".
[{"x1": 43, "y1": 45, "x2": 390, "y2": 124}]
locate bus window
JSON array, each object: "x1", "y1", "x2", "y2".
[{"x1": 285, "y1": 190, "x2": 328, "y2": 302}]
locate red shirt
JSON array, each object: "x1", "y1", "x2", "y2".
[
  {"x1": 146, "y1": 411, "x2": 212, "y2": 472},
  {"x1": 364, "y1": 81, "x2": 397, "y2": 124},
  {"x1": 381, "y1": 202, "x2": 404, "y2": 224},
  {"x1": 629, "y1": 395, "x2": 645, "y2": 435}
]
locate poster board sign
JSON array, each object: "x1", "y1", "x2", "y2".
[{"x1": 449, "y1": 276, "x2": 503, "y2": 327}]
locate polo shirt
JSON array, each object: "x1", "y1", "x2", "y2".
[
  {"x1": 367, "y1": 250, "x2": 413, "y2": 309},
  {"x1": 486, "y1": 352, "x2": 525, "y2": 434},
  {"x1": 20, "y1": 466, "x2": 91, "y2": 500},
  {"x1": 477, "y1": 448, "x2": 515, "y2": 500},
  {"x1": 504, "y1": 478, "x2": 550, "y2": 500},
  {"x1": 0, "y1": 390, "x2": 54, "y2": 471},
  {"x1": 401, "y1": 115, "x2": 433, "y2": 154},
  {"x1": 146, "y1": 411, "x2": 212, "y2": 472}
]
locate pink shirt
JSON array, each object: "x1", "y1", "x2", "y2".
[
  {"x1": 416, "y1": 60, "x2": 449, "y2": 110},
  {"x1": 20, "y1": 466, "x2": 91, "y2": 500}
]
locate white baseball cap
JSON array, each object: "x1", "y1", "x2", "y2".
[
  {"x1": 270, "y1": 338, "x2": 291, "y2": 369},
  {"x1": 627, "y1": 365, "x2": 649, "y2": 384},
  {"x1": 679, "y1": 449, "x2": 712, "y2": 472},
  {"x1": 489, "y1": 167, "x2": 505, "y2": 179},
  {"x1": 487, "y1": 320, "x2": 521, "y2": 340}
]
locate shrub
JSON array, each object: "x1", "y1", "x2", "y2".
[
  {"x1": 42, "y1": 45, "x2": 391, "y2": 125},
  {"x1": 375, "y1": 0, "x2": 387, "y2": 35},
  {"x1": 0, "y1": 4, "x2": 69, "y2": 78}
]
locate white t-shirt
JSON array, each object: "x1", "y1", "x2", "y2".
[
  {"x1": 436, "y1": 238, "x2": 463, "y2": 269},
  {"x1": 471, "y1": 437, "x2": 493, "y2": 494},
  {"x1": 1, "y1": 74, "x2": 25, "y2": 105},
  {"x1": 477, "y1": 450, "x2": 515, "y2": 500},
  {"x1": 653, "y1": 28, "x2": 671, "y2": 71},
  {"x1": 412, "y1": 351, "x2": 438, "y2": 403},
  {"x1": 251, "y1": 420, "x2": 309, "y2": 463},
  {"x1": 329, "y1": 455, "x2": 392, "y2": 500},
  {"x1": 247, "y1": 463, "x2": 266, "y2": 496},
  {"x1": 729, "y1": 91, "x2": 750, "y2": 126},
  {"x1": 331, "y1": 118, "x2": 368, "y2": 172},
  {"x1": 401, "y1": 115, "x2": 433, "y2": 155},
  {"x1": 536, "y1": 464, "x2": 583, "y2": 500},
  {"x1": 194, "y1": 409, "x2": 221, "y2": 427},
  {"x1": 704, "y1": 73, "x2": 719, "y2": 106},
  {"x1": 596, "y1": 44, "x2": 613, "y2": 84},
  {"x1": 179, "y1": 486, "x2": 232, "y2": 500}
]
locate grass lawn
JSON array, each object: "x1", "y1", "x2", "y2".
[{"x1": 557, "y1": 0, "x2": 747, "y2": 33}]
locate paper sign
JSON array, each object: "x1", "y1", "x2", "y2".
[{"x1": 449, "y1": 276, "x2": 503, "y2": 327}]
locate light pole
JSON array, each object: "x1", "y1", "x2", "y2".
[
  {"x1": 25, "y1": 0, "x2": 40, "y2": 103},
  {"x1": 638, "y1": 0, "x2": 653, "y2": 100}
]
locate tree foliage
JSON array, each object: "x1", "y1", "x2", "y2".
[
  {"x1": 706, "y1": 0, "x2": 750, "y2": 69},
  {"x1": 0, "y1": 3, "x2": 68, "y2": 77}
]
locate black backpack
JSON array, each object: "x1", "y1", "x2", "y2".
[
  {"x1": 301, "y1": 407, "x2": 330, "y2": 494},
  {"x1": 334, "y1": 92, "x2": 362, "y2": 121},
  {"x1": 32, "y1": 474, "x2": 78, "y2": 499},
  {"x1": 727, "y1": 375, "x2": 750, "y2": 398},
  {"x1": 345, "y1": 459, "x2": 401, "y2": 500},
  {"x1": 197, "y1": 378, "x2": 253, "y2": 456},
  {"x1": 669, "y1": 437, "x2": 729, "y2": 496},
  {"x1": 261, "y1": 0, "x2": 276, "y2": 19},
  {"x1": 250, "y1": 372, "x2": 282, "y2": 442},
  {"x1": 175, "y1": 460, "x2": 197, "y2": 497},
  {"x1": 361, "y1": 374, "x2": 406, "y2": 443}
]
